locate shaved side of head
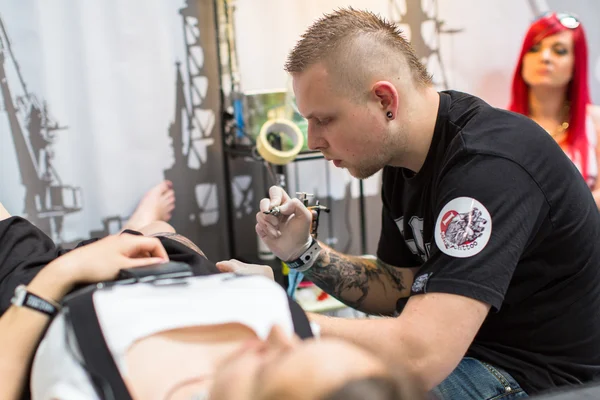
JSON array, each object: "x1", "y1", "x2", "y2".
[{"x1": 286, "y1": 8, "x2": 432, "y2": 100}]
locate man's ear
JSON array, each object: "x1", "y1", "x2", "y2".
[{"x1": 372, "y1": 81, "x2": 399, "y2": 116}]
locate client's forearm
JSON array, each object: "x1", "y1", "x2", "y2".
[
  {"x1": 0, "y1": 307, "x2": 52, "y2": 400},
  {"x1": 302, "y1": 244, "x2": 411, "y2": 315},
  {"x1": 0, "y1": 261, "x2": 74, "y2": 400}
]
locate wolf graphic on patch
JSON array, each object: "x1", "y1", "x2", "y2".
[
  {"x1": 442, "y1": 207, "x2": 487, "y2": 247},
  {"x1": 435, "y1": 197, "x2": 492, "y2": 258}
]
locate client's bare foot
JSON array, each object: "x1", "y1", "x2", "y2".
[{"x1": 123, "y1": 181, "x2": 176, "y2": 231}]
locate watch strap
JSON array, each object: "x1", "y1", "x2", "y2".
[
  {"x1": 12, "y1": 285, "x2": 60, "y2": 317},
  {"x1": 286, "y1": 238, "x2": 322, "y2": 272}
]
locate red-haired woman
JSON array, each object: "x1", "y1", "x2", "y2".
[{"x1": 509, "y1": 12, "x2": 600, "y2": 207}]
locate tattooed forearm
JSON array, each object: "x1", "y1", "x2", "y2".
[{"x1": 303, "y1": 246, "x2": 411, "y2": 314}]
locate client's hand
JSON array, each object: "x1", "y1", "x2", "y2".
[
  {"x1": 65, "y1": 233, "x2": 169, "y2": 284},
  {"x1": 34, "y1": 234, "x2": 169, "y2": 301},
  {"x1": 216, "y1": 259, "x2": 274, "y2": 280}
]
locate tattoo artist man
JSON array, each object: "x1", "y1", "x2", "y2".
[{"x1": 236, "y1": 8, "x2": 600, "y2": 400}]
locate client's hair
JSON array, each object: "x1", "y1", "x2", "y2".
[
  {"x1": 149, "y1": 232, "x2": 206, "y2": 258},
  {"x1": 321, "y1": 375, "x2": 427, "y2": 400}
]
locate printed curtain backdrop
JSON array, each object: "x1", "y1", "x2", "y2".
[{"x1": 1, "y1": 0, "x2": 598, "y2": 260}]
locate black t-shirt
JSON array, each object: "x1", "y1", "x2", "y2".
[
  {"x1": 377, "y1": 91, "x2": 600, "y2": 394},
  {"x1": 0, "y1": 218, "x2": 220, "y2": 316},
  {"x1": 0, "y1": 216, "x2": 74, "y2": 314}
]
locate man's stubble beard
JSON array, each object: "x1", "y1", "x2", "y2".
[{"x1": 350, "y1": 126, "x2": 408, "y2": 180}]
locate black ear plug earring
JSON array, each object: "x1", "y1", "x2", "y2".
[{"x1": 386, "y1": 111, "x2": 393, "y2": 119}]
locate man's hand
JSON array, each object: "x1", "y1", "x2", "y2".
[
  {"x1": 216, "y1": 259, "x2": 274, "y2": 280},
  {"x1": 256, "y1": 186, "x2": 313, "y2": 261}
]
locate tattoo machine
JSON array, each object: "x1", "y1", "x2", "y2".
[
  {"x1": 296, "y1": 192, "x2": 331, "y2": 239},
  {"x1": 263, "y1": 192, "x2": 330, "y2": 238},
  {"x1": 263, "y1": 205, "x2": 281, "y2": 217}
]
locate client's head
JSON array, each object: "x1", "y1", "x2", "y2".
[
  {"x1": 209, "y1": 325, "x2": 424, "y2": 400},
  {"x1": 150, "y1": 232, "x2": 206, "y2": 258}
]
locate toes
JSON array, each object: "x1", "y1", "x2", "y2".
[
  {"x1": 163, "y1": 192, "x2": 176, "y2": 205},
  {"x1": 162, "y1": 187, "x2": 175, "y2": 198},
  {"x1": 154, "y1": 180, "x2": 172, "y2": 195}
]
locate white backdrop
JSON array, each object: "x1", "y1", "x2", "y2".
[
  {"x1": 234, "y1": 0, "x2": 599, "y2": 105},
  {"x1": 0, "y1": 0, "x2": 188, "y2": 242}
]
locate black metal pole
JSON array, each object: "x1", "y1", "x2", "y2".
[
  {"x1": 213, "y1": 0, "x2": 237, "y2": 258},
  {"x1": 325, "y1": 160, "x2": 334, "y2": 249},
  {"x1": 358, "y1": 179, "x2": 367, "y2": 255}
]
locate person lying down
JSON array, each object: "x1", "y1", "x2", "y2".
[{"x1": 28, "y1": 232, "x2": 423, "y2": 400}]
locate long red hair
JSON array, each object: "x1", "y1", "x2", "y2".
[{"x1": 509, "y1": 13, "x2": 591, "y2": 181}]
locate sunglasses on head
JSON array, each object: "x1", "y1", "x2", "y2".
[{"x1": 533, "y1": 12, "x2": 580, "y2": 29}]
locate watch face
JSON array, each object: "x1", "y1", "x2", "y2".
[{"x1": 11, "y1": 285, "x2": 27, "y2": 306}]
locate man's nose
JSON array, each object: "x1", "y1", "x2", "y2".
[{"x1": 307, "y1": 126, "x2": 327, "y2": 151}]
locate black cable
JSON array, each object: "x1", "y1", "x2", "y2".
[
  {"x1": 342, "y1": 182, "x2": 353, "y2": 254},
  {"x1": 358, "y1": 179, "x2": 367, "y2": 255},
  {"x1": 232, "y1": 123, "x2": 256, "y2": 145},
  {"x1": 222, "y1": 115, "x2": 256, "y2": 146},
  {"x1": 324, "y1": 160, "x2": 335, "y2": 249}
]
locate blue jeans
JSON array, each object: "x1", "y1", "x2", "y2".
[{"x1": 431, "y1": 357, "x2": 529, "y2": 400}]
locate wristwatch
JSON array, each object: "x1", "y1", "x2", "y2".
[
  {"x1": 286, "y1": 238, "x2": 322, "y2": 272},
  {"x1": 11, "y1": 285, "x2": 61, "y2": 317}
]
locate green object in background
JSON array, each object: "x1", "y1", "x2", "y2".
[{"x1": 244, "y1": 89, "x2": 309, "y2": 151}]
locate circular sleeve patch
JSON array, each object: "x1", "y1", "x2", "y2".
[{"x1": 434, "y1": 197, "x2": 492, "y2": 258}]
